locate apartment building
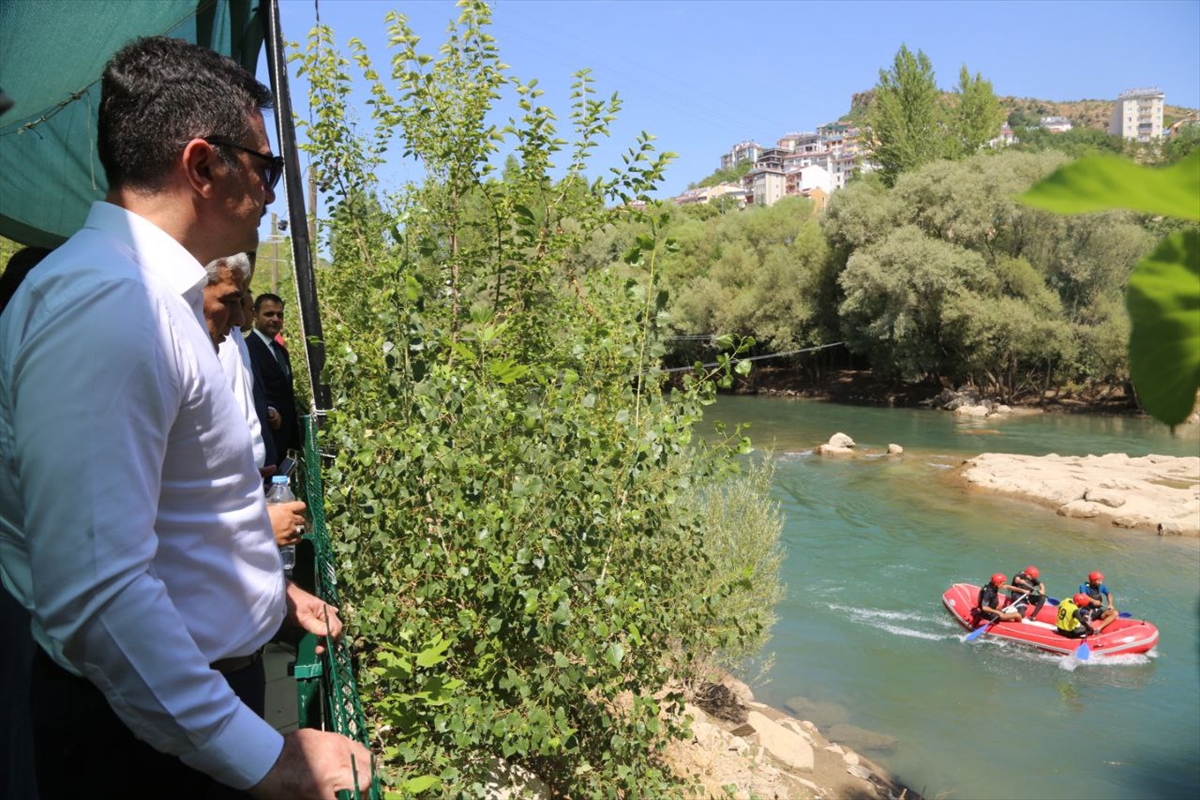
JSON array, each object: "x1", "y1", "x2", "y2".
[
  {"x1": 1110, "y1": 88, "x2": 1165, "y2": 142},
  {"x1": 720, "y1": 140, "x2": 763, "y2": 171},
  {"x1": 721, "y1": 123, "x2": 874, "y2": 208},
  {"x1": 742, "y1": 167, "x2": 786, "y2": 207}
]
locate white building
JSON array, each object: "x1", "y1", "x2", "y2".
[
  {"x1": 1039, "y1": 116, "x2": 1073, "y2": 133},
  {"x1": 1110, "y1": 88, "x2": 1165, "y2": 142},
  {"x1": 673, "y1": 182, "x2": 746, "y2": 207},
  {"x1": 720, "y1": 140, "x2": 763, "y2": 171},
  {"x1": 785, "y1": 164, "x2": 833, "y2": 196}
]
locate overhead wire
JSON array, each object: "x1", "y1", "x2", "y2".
[
  {"x1": 661, "y1": 341, "x2": 845, "y2": 373},
  {"x1": 489, "y1": 4, "x2": 798, "y2": 145}
]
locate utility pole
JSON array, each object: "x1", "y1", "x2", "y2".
[
  {"x1": 307, "y1": 165, "x2": 317, "y2": 257},
  {"x1": 270, "y1": 212, "x2": 279, "y2": 294}
]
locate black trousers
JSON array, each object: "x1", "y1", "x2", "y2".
[{"x1": 31, "y1": 647, "x2": 266, "y2": 800}]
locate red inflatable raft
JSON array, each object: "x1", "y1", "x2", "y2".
[{"x1": 942, "y1": 582, "x2": 1159, "y2": 658}]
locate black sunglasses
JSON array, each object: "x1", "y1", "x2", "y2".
[{"x1": 202, "y1": 136, "x2": 284, "y2": 191}]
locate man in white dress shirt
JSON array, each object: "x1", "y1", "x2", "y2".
[
  {"x1": 0, "y1": 36, "x2": 371, "y2": 798},
  {"x1": 207, "y1": 253, "x2": 305, "y2": 550}
]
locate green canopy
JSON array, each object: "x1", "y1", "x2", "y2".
[{"x1": 0, "y1": 0, "x2": 265, "y2": 247}]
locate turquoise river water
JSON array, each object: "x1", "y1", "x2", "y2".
[{"x1": 703, "y1": 396, "x2": 1200, "y2": 800}]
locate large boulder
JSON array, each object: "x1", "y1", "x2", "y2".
[
  {"x1": 817, "y1": 432, "x2": 856, "y2": 456},
  {"x1": 746, "y1": 710, "x2": 814, "y2": 773},
  {"x1": 828, "y1": 432, "x2": 856, "y2": 449}
]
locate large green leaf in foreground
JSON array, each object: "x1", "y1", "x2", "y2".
[
  {"x1": 1019, "y1": 152, "x2": 1200, "y2": 220},
  {"x1": 1126, "y1": 230, "x2": 1200, "y2": 427}
]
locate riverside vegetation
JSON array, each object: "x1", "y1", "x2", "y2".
[
  {"x1": 295, "y1": 3, "x2": 782, "y2": 795},
  {"x1": 276, "y1": 3, "x2": 1195, "y2": 796}
]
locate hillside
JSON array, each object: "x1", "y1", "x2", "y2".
[{"x1": 843, "y1": 89, "x2": 1197, "y2": 130}]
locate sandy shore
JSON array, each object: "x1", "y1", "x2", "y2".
[{"x1": 960, "y1": 453, "x2": 1200, "y2": 536}]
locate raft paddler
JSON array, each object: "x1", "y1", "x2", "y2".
[
  {"x1": 1009, "y1": 565, "x2": 1046, "y2": 619},
  {"x1": 1079, "y1": 571, "x2": 1119, "y2": 633},
  {"x1": 1055, "y1": 593, "x2": 1097, "y2": 639},
  {"x1": 976, "y1": 573, "x2": 1024, "y2": 624}
]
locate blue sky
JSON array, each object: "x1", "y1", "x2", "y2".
[{"x1": 266, "y1": 0, "x2": 1200, "y2": 203}]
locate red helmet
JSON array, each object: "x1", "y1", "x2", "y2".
[
  {"x1": 1088, "y1": 571, "x2": 1104, "y2": 583},
  {"x1": 1025, "y1": 566, "x2": 1040, "y2": 579},
  {"x1": 991, "y1": 573, "x2": 1007, "y2": 587},
  {"x1": 1073, "y1": 593, "x2": 1092, "y2": 607}
]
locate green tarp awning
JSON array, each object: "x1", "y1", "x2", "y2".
[{"x1": 0, "y1": 0, "x2": 265, "y2": 248}]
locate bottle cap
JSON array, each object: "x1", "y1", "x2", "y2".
[{"x1": 271, "y1": 475, "x2": 288, "y2": 484}]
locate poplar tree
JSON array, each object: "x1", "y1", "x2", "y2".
[
  {"x1": 867, "y1": 45, "x2": 947, "y2": 186},
  {"x1": 951, "y1": 65, "x2": 1005, "y2": 156}
]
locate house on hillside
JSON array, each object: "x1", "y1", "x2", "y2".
[
  {"x1": 1168, "y1": 112, "x2": 1200, "y2": 139},
  {"x1": 785, "y1": 164, "x2": 833, "y2": 198},
  {"x1": 988, "y1": 124, "x2": 1018, "y2": 148},
  {"x1": 673, "y1": 182, "x2": 746, "y2": 208},
  {"x1": 1039, "y1": 116, "x2": 1073, "y2": 133},
  {"x1": 743, "y1": 167, "x2": 786, "y2": 207},
  {"x1": 1110, "y1": 88, "x2": 1165, "y2": 142}
]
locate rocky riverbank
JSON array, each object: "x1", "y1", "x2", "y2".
[
  {"x1": 664, "y1": 676, "x2": 920, "y2": 799},
  {"x1": 960, "y1": 452, "x2": 1200, "y2": 536},
  {"x1": 736, "y1": 367, "x2": 1185, "y2": 420}
]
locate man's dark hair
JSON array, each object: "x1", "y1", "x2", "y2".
[
  {"x1": 254, "y1": 292, "x2": 284, "y2": 312},
  {"x1": 98, "y1": 36, "x2": 273, "y2": 190}
]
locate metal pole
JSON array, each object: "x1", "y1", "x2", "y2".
[{"x1": 263, "y1": 0, "x2": 331, "y2": 414}]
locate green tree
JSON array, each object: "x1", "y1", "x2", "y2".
[
  {"x1": 1162, "y1": 123, "x2": 1200, "y2": 164},
  {"x1": 294, "y1": 2, "x2": 784, "y2": 795},
  {"x1": 866, "y1": 45, "x2": 948, "y2": 185},
  {"x1": 950, "y1": 65, "x2": 1004, "y2": 155},
  {"x1": 692, "y1": 159, "x2": 752, "y2": 189},
  {"x1": 838, "y1": 225, "x2": 993, "y2": 379}
]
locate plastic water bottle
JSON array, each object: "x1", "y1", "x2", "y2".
[{"x1": 266, "y1": 475, "x2": 298, "y2": 574}]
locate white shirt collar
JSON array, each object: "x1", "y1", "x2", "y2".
[{"x1": 84, "y1": 201, "x2": 207, "y2": 298}]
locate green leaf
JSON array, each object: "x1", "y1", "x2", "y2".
[
  {"x1": 1126, "y1": 230, "x2": 1200, "y2": 426},
  {"x1": 399, "y1": 774, "x2": 440, "y2": 793},
  {"x1": 1019, "y1": 152, "x2": 1200, "y2": 220}
]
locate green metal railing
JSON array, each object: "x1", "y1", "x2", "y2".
[{"x1": 293, "y1": 414, "x2": 381, "y2": 800}]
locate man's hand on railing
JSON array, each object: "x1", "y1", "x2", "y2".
[
  {"x1": 285, "y1": 581, "x2": 343, "y2": 655},
  {"x1": 249, "y1": 728, "x2": 373, "y2": 799}
]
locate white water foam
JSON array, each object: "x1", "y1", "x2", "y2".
[
  {"x1": 875, "y1": 623, "x2": 950, "y2": 641},
  {"x1": 827, "y1": 603, "x2": 961, "y2": 640}
]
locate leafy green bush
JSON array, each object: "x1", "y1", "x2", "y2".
[{"x1": 293, "y1": 2, "x2": 782, "y2": 795}]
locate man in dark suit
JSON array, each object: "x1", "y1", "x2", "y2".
[{"x1": 246, "y1": 292, "x2": 299, "y2": 467}]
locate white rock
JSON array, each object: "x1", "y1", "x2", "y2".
[
  {"x1": 888, "y1": 443, "x2": 904, "y2": 455},
  {"x1": 962, "y1": 453, "x2": 1200, "y2": 536},
  {"x1": 816, "y1": 444, "x2": 855, "y2": 457},
  {"x1": 479, "y1": 755, "x2": 550, "y2": 799},
  {"x1": 1058, "y1": 500, "x2": 1101, "y2": 518},
  {"x1": 828, "y1": 432, "x2": 856, "y2": 448},
  {"x1": 746, "y1": 710, "x2": 814, "y2": 773},
  {"x1": 843, "y1": 750, "x2": 860, "y2": 766},
  {"x1": 954, "y1": 404, "x2": 991, "y2": 417},
  {"x1": 1085, "y1": 487, "x2": 1127, "y2": 508}
]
